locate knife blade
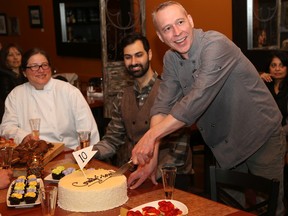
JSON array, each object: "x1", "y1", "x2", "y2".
[{"x1": 111, "y1": 159, "x2": 134, "y2": 177}]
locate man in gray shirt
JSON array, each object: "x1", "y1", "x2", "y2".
[{"x1": 131, "y1": 1, "x2": 286, "y2": 215}]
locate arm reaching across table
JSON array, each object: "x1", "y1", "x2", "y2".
[{"x1": 131, "y1": 114, "x2": 185, "y2": 166}]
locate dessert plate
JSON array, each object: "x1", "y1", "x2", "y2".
[
  {"x1": 44, "y1": 163, "x2": 79, "y2": 183},
  {"x1": 7, "y1": 178, "x2": 44, "y2": 208},
  {"x1": 129, "y1": 199, "x2": 188, "y2": 215},
  {"x1": 44, "y1": 174, "x2": 59, "y2": 183}
]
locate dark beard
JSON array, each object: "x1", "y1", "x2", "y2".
[{"x1": 126, "y1": 61, "x2": 149, "y2": 78}]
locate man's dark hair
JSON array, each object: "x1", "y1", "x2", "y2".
[{"x1": 121, "y1": 32, "x2": 150, "y2": 53}]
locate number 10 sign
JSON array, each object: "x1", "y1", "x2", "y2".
[{"x1": 72, "y1": 146, "x2": 98, "y2": 170}]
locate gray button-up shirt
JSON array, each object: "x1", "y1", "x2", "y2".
[{"x1": 151, "y1": 28, "x2": 282, "y2": 169}]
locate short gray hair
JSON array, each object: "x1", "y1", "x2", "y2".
[{"x1": 152, "y1": 1, "x2": 188, "y2": 28}]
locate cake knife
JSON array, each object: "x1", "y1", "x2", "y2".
[{"x1": 111, "y1": 159, "x2": 134, "y2": 177}]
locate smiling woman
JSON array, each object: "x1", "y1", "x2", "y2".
[
  {"x1": 260, "y1": 51, "x2": 288, "y2": 126},
  {"x1": 22, "y1": 49, "x2": 52, "y2": 90},
  {"x1": 0, "y1": 47, "x2": 100, "y2": 150},
  {"x1": 1, "y1": 43, "x2": 23, "y2": 75}
]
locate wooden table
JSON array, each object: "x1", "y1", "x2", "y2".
[{"x1": 0, "y1": 149, "x2": 255, "y2": 216}]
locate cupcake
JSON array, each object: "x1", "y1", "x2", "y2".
[
  {"x1": 24, "y1": 192, "x2": 37, "y2": 204},
  {"x1": 15, "y1": 176, "x2": 26, "y2": 183},
  {"x1": 27, "y1": 174, "x2": 37, "y2": 182},
  {"x1": 12, "y1": 189, "x2": 25, "y2": 195},
  {"x1": 28, "y1": 180, "x2": 38, "y2": 188},
  {"x1": 52, "y1": 166, "x2": 65, "y2": 180},
  {"x1": 9, "y1": 193, "x2": 23, "y2": 205},
  {"x1": 26, "y1": 185, "x2": 37, "y2": 193},
  {"x1": 13, "y1": 182, "x2": 25, "y2": 191}
]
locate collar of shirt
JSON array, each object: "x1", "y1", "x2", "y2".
[
  {"x1": 28, "y1": 77, "x2": 53, "y2": 91},
  {"x1": 134, "y1": 72, "x2": 158, "y2": 107}
]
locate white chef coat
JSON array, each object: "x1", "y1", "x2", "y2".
[{"x1": 1, "y1": 78, "x2": 100, "y2": 149}]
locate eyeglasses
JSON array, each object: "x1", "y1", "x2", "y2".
[{"x1": 26, "y1": 63, "x2": 50, "y2": 71}]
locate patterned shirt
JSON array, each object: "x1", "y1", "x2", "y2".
[
  {"x1": 95, "y1": 72, "x2": 192, "y2": 176},
  {"x1": 135, "y1": 73, "x2": 157, "y2": 107}
]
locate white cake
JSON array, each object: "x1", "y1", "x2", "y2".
[{"x1": 57, "y1": 169, "x2": 128, "y2": 212}]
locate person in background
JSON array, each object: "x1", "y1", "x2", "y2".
[
  {"x1": 93, "y1": 33, "x2": 193, "y2": 189},
  {"x1": 0, "y1": 43, "x2": 27, "y2": 121},
  {"x1": 0, "y1": 169, "x2": 12, "y2": 189},
  {"x1": 0, "y1": 48, "x2": 99, "y2": 149},
  {"x1": 260, "y1": 51, "x2": 288, "y2": 133},
  {"x1": 1, "y1": 43, "x2": 23, "y2": 75},
  {"x1": 260, "y1": 51, "x2": 288, "y2": 204},
  {"x1": 131, "y1": 1, "x2": 286, "y2": 215},
  {"x1": 255, "y1": 29, "x2": 267, "y2": 48}
]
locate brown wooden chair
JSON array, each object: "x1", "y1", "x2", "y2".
[{"x1": 209, "y1": 166, "x2": 279, "y2": 216}]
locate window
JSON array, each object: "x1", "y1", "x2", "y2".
[
  {"x1": 232, "y1": 0, "x2": 288, "y2": 71},
  {"x1": 248, "y1": 0, "x2": 288, "y2": 50}
]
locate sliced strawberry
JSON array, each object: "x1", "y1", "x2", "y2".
[
  {"x1": 142, "y1": 206, "x2": 161, "y2": 215},
  {"x1": 127, "y1": 210, "x2": 143, "y2": 216}
]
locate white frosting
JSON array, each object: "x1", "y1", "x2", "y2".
[{"x1": 57, "y1": 169, "x2": 128, "y2": 212}]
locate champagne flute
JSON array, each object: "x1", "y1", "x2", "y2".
[
  {"x1": 29, "y1": 118, "x2": 41, "y2": 140},
  {"x1": 161, "y1": 166, "x2": 177, "y2": 199}
]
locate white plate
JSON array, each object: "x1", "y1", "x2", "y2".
[
  {"x1": 130, "y1": 199, "x2": 188, "y2": 215},
  {"x1": 44, "y1": 173, "x2": 59, "y2": 183},
  {"x1": 7, "y1": 178, "x2": 44, "y2": 208}
]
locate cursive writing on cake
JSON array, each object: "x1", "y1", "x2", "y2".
[{"x1": 72, "y1": 172, "x2": 113, "y2": 187}]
